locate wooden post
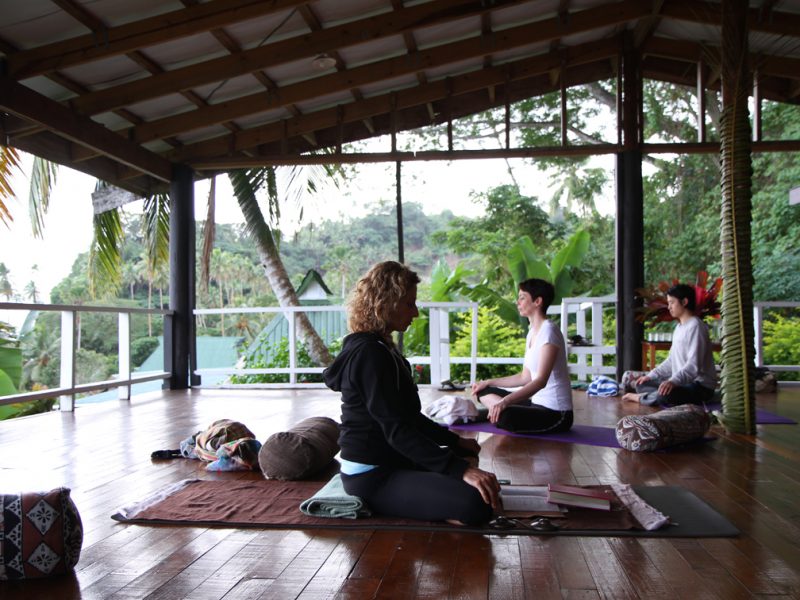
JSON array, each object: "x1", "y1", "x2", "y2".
[
  {"x1": 167, "y1": 164, "x2": 196, "y2": 389},
  {"x1": 615, "y1": 33, "x2": 644, "y2": 379}
]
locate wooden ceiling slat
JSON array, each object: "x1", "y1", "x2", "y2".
[
  {"x1": 130, "y1": 1, "x2": 650, "y2": 143},
  {"x1": 643, "y1": 36, "x2": 800, "y2": 82},
  {"x1": 170, "y1": 37, "x2": 621, "y2": 163},
  {"x1": 0, "y1": 75, "x2": 172, "y2": 182},
  {"x1": 6, "y1": 0, "x2": 312, "y2": 79},
  {"x1": 70, "y1": 0, "x2": 528, "y2": 116},
  {"x1": 661, "y1": 0, "x2": 800, "y2": 37}
]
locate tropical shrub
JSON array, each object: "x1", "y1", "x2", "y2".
[
  {"x1": 762, "y1": 314, "x2": 800, "y2": 381},
  {"x1": 450, "y1": 307, "x2": 526, "y2": 381}
]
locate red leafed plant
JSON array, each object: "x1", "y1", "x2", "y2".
[{"x1": 635, "y1": 271, "x2": 722, "y2": 326}]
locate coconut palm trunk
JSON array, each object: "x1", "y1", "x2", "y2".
[
  {"x1": 717, "y1": 0, "x2": 756, "y2": 434},
  {"x1": 230, "y1": 169, "x2": 333, "y2": 367}
]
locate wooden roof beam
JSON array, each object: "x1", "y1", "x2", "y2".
[
  {"x1": 0, "y1": 75, "x2": 172, "y2": 182},
  {"x1": 6, "y1": 0, "x2": 312, "y2": 79},
  {"x1": 661, "y1": 0, "x2": 800, "y2": 38},
  {"x1": 130, "y1": 1, "x2": 649, "y2": 143},
  {"x1": 170, "y1": 38, "x2": 621, "y2": 163},
  {"x1": 70, "y1": 0, "x2": 527, "y2": 116}
]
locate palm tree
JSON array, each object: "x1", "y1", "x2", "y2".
[
  {"x1": 0, "y1": 263, "x2": 13, "y2": 300},
  {"x1": 9, "y1": 149, "x2": 337, "y2": 368},
  {"x1": 716, "y1": 0, "x2": 756, "y2": 434}
]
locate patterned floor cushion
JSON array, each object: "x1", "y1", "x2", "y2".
[
  {"x1": 616, "y1": 404, "x2": 711, "y2": 452},
  {"x1": 0, "y1": 487, "x2": 83, "y2": 579}
]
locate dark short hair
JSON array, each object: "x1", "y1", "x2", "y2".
[
  {"x1": 519, "y1": 278, "x2": 555, "y2": 312},
  {"x1": 667, "y1": 283, "x2": 696, "y2": 312}
]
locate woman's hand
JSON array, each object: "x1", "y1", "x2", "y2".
[
  {"x1": 635, "y1": 375, "x2": 650, "y2": 386},
  {"x1": 488, "y1": 399, "x2": 508, "y2": 424},
  {"x1": 658, "y1": 380, "x2": 675, "y2": 396},
  {"x1": 471, "y1": 380, "x2": 491, "y2": 395},
  {"x1": 462, "y1": 467, "x2": 501, "y2": 509}
]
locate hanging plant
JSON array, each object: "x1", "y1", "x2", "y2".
[{"x1": 635, "y1": 271, "x2": 723, "y2": 327}]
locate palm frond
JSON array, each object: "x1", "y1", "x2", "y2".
[
  {"x1": 89, "y1": 208, "x2": 123, "y2": 299},
  {"x1": 201, "y1": 177, "x2": 217, "y2": 292},
  {"x1": 0, "y1": 146, "x2": 22, "y2": 226},
  {"x1": 142, "y1": 193, "x2": 170, "y2": 274},
  {"x1": 27, "y1": 157, "x2": 59, "y2": 238}
]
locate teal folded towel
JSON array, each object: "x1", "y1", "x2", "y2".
[{"x1": 299, "y1": 473, "x2": 372, "y2": 519}]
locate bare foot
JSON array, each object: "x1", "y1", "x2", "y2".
[{"x1": 622, "y1": 392, "x2": 641, "y2": 403}]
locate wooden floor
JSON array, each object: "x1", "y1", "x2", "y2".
[{"x1": 2, "y1": 385, "x2": 800, "y2": 600}]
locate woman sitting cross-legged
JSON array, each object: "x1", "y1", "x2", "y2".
[
  {"x1": 471, "y1": 278, "x2": 574, "y2": 434},
  {"x1": 323, "y1": 261, "x2": 500, "y2": 526},
  {"x1": 621, "y1": 283, "x2": 717, "y2": 407}
]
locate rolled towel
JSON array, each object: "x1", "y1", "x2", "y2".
[{"x1": 299, "y1": 473, "x2": 372, "y2": 519}]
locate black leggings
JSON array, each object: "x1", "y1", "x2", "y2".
[
  {"x1": 476, "y1": 386, "x2": 574, "y2": 434},
  {"x1": 340, "y1": 466, "x2": 493, "y2": 525}
]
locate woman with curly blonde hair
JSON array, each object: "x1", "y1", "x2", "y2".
[{"x1": 324, "y1": 261, "x2": 499, "y2": 525}]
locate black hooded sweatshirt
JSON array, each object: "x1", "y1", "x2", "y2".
[{"x1": 323, "y1": 332, "x2": 469, "y2": 479}]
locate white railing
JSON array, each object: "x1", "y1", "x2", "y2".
[
  {"x1": 1, "y1": 298, "x2": 798, "y2": 408},
  {"x1": 0, "y1": 302, "x2": 171, "y2": 410},
  {"x1": 194, "y1": 297, "x2": 619, "y2": 386}
]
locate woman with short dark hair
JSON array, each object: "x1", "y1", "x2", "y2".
[
  {"x1": 471, "y1": 278, "x2": 574, "y2": 434},
  {"x1": 622, "y1": 283, "x2": 717, "y2": 406}
]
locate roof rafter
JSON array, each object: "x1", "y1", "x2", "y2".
[
  {"x1": 170, "y1": 37, "x2": 621, "y2": 163},
  {"x1": 6, "y1": 0, "x2": 312, "y2": 79},
  {"x1": 129, "y1": 0, "x2": 650, "y2": 143},
  {"x1": 0, "y1": 75, "x2": 173, "y2": 182},
  {"x1": 69, "y1": 0, "x2": 528, "y2": 116}
]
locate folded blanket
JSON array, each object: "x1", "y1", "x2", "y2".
[{"x1": 299, "y1": 473, "x2": 372, "y2": 519}]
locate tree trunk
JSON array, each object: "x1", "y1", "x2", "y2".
[
  {"x1": 252, "y1": 225, "x2": 333, "y2": 367},
  {"x1": 718, "y1": 0, "x2": 756, "y2": 434}
]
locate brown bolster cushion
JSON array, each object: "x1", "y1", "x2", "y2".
[
  {"x1": 615, "y1": 404, "x2": 711, "y2": 452},
  {"x1": 258, "y1": 416, "x2": 340, "y2": 480},
  {"x1": 0, "y1": 487, "x2": 83, "y2": 579}
]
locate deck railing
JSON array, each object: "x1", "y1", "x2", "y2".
[
  {"x1": 1, "y1": 299, "x2": 797, "y2": 409},
  {"x1": 0, "y1": 302, "x2": 171, "y2": 411}
]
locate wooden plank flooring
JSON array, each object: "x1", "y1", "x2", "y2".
[{"x1": 1, "y1": 385, "x2": 800, "y2": 599}]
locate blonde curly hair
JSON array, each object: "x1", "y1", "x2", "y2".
[{"x1": 348, "y1": 261, "x2": 420, "y2": 338}]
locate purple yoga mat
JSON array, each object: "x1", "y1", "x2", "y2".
[
  {"x1": 449, "y1": 421, "x2": 621, "y2": 447},
  {"x1": 704, "y1": 403, "x2": 797, "y2": 425}
]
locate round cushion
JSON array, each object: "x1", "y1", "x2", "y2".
[
  {"x1": 616, "y1": 404, "x2": 710, "y2": 452},
  {"x1": 0, "y1": 487, "x2": 83, "y2": 579},
  {"x1": 259, "y1": 417, "x2": 340, "y2": 480}
]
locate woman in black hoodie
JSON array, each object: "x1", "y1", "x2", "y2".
[{"x1": 323, "y1": 261, "x2": 499, "y2": 525}]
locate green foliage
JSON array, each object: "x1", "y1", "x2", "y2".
[
  {"x1": 231, "y1": 337, "x2": 343, "y2": 384},
  {"x1": 449, "y1": 307, "x2": 525, "y2": 381},
  {"x1": 131, "y1": 337, "x2": 159, "y2": 368},
  {"x1": 430, "y1": 185, "x2": 556, "y2": 286},
  {"x1": 762, "y1": 314, "x2": 800, "y2": 382}
]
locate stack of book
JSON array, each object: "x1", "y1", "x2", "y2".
[{"x1": 546, "y1": 483, "x2": 613, "y2": 511}]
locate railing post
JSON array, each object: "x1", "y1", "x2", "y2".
[
  {"x1": 591, "y1": 300, "x2": 604, "y2": 376},
  {"x1": 118, "y1": 312, "x2": 131, "y2": 401},
  {"x1": 429, "y1": 308, "x2": 441, "y2": 386},
  {"x1": 59, "y1": 310, "x2": 77, "y2": 412},
  {"x1": 576, "y1": 304, "x2": 587, "y2": 379},
  {"x1": 754, "y1": 304, "x2": 764, "y2": 367},
  {"x1": 438, "y1": 308, "x2": 451, "y2": 385},
  {"x1": 470, "y1": 304, "x2": 478, "y2": 384},
  {"x1": 288, "y1": 309, "x2": 297, "y2": 385}
]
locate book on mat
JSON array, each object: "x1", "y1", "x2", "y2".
[
  {"x1": 546, "y1": 483, "x2": 613, "y2": 511},
  {"x1": 499, "y1": 485, "x2": 565, "y2": 513}
]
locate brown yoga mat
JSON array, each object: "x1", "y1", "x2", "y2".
[{"x1": 111, "y1": 478, "x2": 739, "y2": 537}]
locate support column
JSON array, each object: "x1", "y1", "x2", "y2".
[
  {"x1": 615, "y1": 34, "x2": 644, "y2": 379},
  {"x1": 165, "y1": 164, "x2": 196, "y2": 389}
]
